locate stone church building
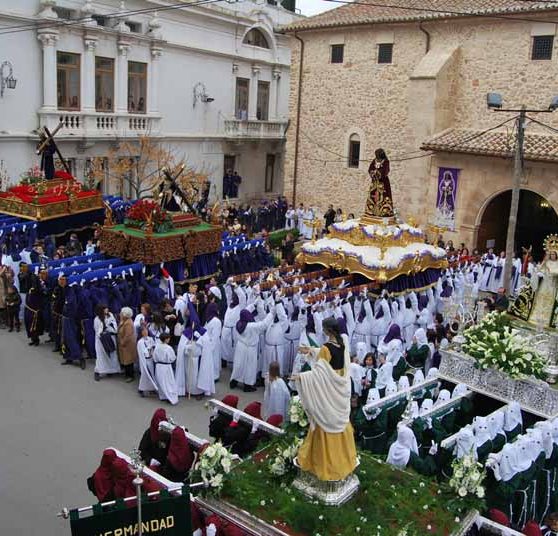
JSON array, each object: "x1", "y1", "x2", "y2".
[{"x1": 283, "y1": 0, "x2": 558, "y2": 259}]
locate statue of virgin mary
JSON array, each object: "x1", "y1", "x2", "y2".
[
  {"x1": 529, "y1": 235, "x2": 558, "y2": 328},
  {"x1": 294, "y1": 318, "x2": 357, "y2": 481}
]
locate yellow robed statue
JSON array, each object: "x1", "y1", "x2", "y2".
[{"x1": 294, "y1": 318, "x2": 357, "y2": 481}]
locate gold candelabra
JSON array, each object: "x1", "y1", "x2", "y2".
[{"x1": 304, "y1": 217, "x2": 323, "y2": 243}]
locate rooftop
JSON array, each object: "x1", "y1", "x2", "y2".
[
  {"x1": 283, "y1": 0, "x2": 558, "y2": 32},
  {"x1": 421, "y1": 127, "x2": 558, "y2": 163}
]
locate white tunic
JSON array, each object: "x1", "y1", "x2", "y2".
[
  {"x1": 285, "y1": 209, "x2": 295, "y2": 230},
  {"x1": 303, "y1": 209, "x2": 314, "y2": 239},
  {"x1": 296, "y1": 208, "x2": 305, "y2": 235},
  {"x1": 349, "y1": 362, "x2": 365, "y2": 396},
  {"x1": 176, "y1": 334, "x2": 199, "y2": 396},
  {"x1": 479, "y1": 254, "x2": 496, "y2": 292},
  {"x1": 377, "y1": 337, "x2": 403, "y2": 366},
  {"x1": 153, "y1": 343, "x2": 178, "y2": 405},
  {"x1": 196, "y1": 331, "x2": 216, "y2": 396},
  {"x1": 400, "y1": 295, "x2": 416, "y2": 349},
  {"x1": 489, "y1": 257, "x2": 505, "y2": 293},
  {"x1": 137, "y1": 336, "x2": 158, "y2": 393},
  {"x1": 351, "y1": 299, "x2": 373, "y2": 355},
  {"x1": 264, "y1": 377, "x2": 291, "y2": 420},
  {"x1": 221, "y1": 287, "x2": 246, "y2": 363},
  {"x1": 94, "y1": 314, "x2": 121, "y2": 375},
  {"x1": 284, "y1": 316, "x2": 302, "y2": 377},
  {"x1": 231, "y1": 312, "x2": 273, "y2": 386},
  {"x1": 370, "y1": 299, "x2": 392, "y2": 347},
  {"x1": 205, "y1": 316, "x2": 223, "y2": 380},
  {"x1": 262, "y1": 303, "x2": 288, "y2": 375}
]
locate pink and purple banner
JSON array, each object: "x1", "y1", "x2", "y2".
[{"x1": 435, "y1": 167, "x2": 460, "y2": 230}]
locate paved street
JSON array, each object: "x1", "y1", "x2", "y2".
[{"x1": 0, "y1": 330, "x2": 260, "y2": 536}]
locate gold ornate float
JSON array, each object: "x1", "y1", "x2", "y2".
[{"x1": 296, "y1": 152, "x2": 447, "y2": 283}]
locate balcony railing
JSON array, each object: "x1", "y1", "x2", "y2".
[
  {"x1": 39, "y1": 110, "x2": 161, "y2": 138},
  {"x1": 224, "y1": 119, "x2": 287, "y2": 139}
]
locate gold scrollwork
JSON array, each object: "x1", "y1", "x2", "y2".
[{"x1": 296, "y1": 250, "x2": 448, "y2": 284}]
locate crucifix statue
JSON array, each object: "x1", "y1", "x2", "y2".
[
  {"x1": 35, "y1": 122, "x2": 71, "y2": 180},
  {"x1": 157, "y1": 165, "x2": 196, "y2": 213}
]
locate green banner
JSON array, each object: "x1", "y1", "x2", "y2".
[{"x1": 70, "y1": 489, "x2": 191, "y2": 536}]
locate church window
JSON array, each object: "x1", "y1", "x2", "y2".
[
  {"x1": 378, "y1": 43, "x2": 393, "y2": 64},
  {"x1": 331, "y1": 44, "x2": 344, "y2": 64},
  {"x1": 532, "y1": 35, "x2": 554, "y2": 60},
  {"x1": 243, "y1": 29, "x2": 270, "y2": 49},
  {"x1": 57, "y1": 52, "x2": 81, "y2": 110},
  {"x1": 348, "y1": 134, "x2": 360, "y2": 168}
]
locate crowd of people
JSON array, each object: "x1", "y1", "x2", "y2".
[
  {"x1": 3, "y1": 204, "x2": 557, "y2": 535},
  {"x1": 218, "y1": 196, "x2": 290, "y2": 236}
]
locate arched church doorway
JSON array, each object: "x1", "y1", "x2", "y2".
[{"x1": 476, "y1": 190, "x2": 558, "y2": 261}]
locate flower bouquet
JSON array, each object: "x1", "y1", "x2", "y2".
[
  {"x1": 20, "y1": 165, "x2": 45, "y2": 185},
  {"x1": 288, "y1": 396, "x2": 309, "y2": 430},
  {"x1": 194, "y1": 442, "x2": 234, "y2": 494},
  {"x1": 448, "y1": 452, "x2": 486, "y2": 504},
  {"x1": 124, "y1": 199, "x2": 174, "y2": 233},
  {"x1": 269, "y1": 437, "x2": 303, "y2": 478},
  {"x1": 462, "y1": 311, "x2": 547, "y2": 379}
]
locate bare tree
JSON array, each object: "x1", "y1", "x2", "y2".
[{"x1": 88, "y1": 135, "x2": 209, "y2": 202}]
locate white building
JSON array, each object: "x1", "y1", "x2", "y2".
[{"x1": 0, "y1": 0, "x2": 301, "y2": 200}]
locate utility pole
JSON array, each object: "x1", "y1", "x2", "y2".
[
  {"x1": 487, "y1": 92, "x2": 558, "y2": 296},
  {"x1": 503, "y1": 107, "x2": 526, "y2": 295}
]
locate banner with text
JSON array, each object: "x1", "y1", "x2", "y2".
[
  {"x1": 70, "y1": 490, "x2": 191, "y2": 536},
  {"x1": 435, "y1": 167, "x2": 460, "y2": 231}
]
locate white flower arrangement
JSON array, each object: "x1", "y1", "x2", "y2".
[
  {"x1": 195, "y1": 441, "x2": 235, "y2": 493},
  {"x1": 462, "y1": 311, "x2": 547, "y2": 379},
  {"x1": 448, "y1": 452, "x2": 486, "y2": 500},
  {"x1": 288, "y1": 396, "x2": 309, "y2": 429},
  {"x1": 269, "y1": 437, "x2": 304, "y2": 476}
]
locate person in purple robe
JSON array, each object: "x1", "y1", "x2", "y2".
[
  {"x1": 77, "y1": 286, "x2": 96, "y2": 359},
  {"x1": 61, "y1": 283, "x2": 86, "y2": 368},
  {"x1": 24, "y1": 269, "x2": 48, "y2": 346}
]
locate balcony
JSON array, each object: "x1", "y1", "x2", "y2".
[
  {"x1": 224, "y1": 119, "x2": 288, "y2": 140},
  {"x1": 38, "y1": 110, "x2": 162, "y2": 139}
]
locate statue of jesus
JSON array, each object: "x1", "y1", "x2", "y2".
[
  {"x1": 363, "y1": 148, "x2": 394, "y2": 222},
  {"x1": 293, "y1": 318, "x2": 357, "y2": 481}
]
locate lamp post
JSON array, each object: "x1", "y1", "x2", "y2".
[
  {"x1": 486, "y1": 93, "x2": 558, "y2": 295},
  {"x1": 0, "y1": 61, "x2": 17, "y2": 98},
  {"x1": 129, "y1": 449, "x2": 145, "y2": 536}
]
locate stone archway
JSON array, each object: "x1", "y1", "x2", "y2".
[{"x1": 475, "y1": 189, "x2": 558, "y2": 261}]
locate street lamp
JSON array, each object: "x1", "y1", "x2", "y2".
[
  {"x1": 192, "y1": 82, "x2": 214, "y2": 108},
  {"x1": 0, "y1": 61, "x2": 17, "y2": 98},
  {"x1": 487, "y1": 92, "x2": 558, "y2": 294}
]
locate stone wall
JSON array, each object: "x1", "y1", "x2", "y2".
[{"x1": 284, "y1": 15, "x2": 558, "y2": 240}]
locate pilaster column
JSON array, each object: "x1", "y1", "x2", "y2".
[
  {"x1": 148, "y1": 47, "x2": 162, "y2": 114},
  {"x1": 249, "y1": 64, "x2": 260, "y2": 121},
  {"x1": 37, "y1": 31, "x2": 59, "y2": 110},
  {"x1": 83, "y1": 36, "x2": 98, "y2": 112},
  {"x1": 269, "y1": 68, "x2": 281, "y2": 121},
  {"x1": 116, "y1": 41, "x2": 130, "y2": 114}
]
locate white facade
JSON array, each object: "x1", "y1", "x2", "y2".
[{"x1": 0, "y1": 0, "x2": 301, "y2": 199}]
